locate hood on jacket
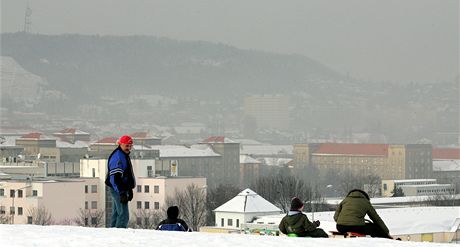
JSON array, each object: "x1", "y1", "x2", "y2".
[{"x1": 347, "y1": 189, "x2": 370, "y2": 200}]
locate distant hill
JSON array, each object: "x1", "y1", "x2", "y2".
[{"x1": 1, "y1": 32, "x2": 342, "y2": 101}]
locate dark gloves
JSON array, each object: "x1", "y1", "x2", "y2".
[
  {"x1": 313, "y1": 220, "x2": 320, "y2": 227},
  {"x1": 120, "y1": 193, "x2": 128, "y2": 204},
  {"x1": 128, "y1": 189, "x2": 133, "y2": 201}
]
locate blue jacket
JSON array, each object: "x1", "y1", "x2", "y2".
[{"x1": 105, "y1": 147, "x2": 136, "y2": 194}]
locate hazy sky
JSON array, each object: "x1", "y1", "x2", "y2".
[{"x1": 1, "y1": 0, "x2": 459, "y2": 83}]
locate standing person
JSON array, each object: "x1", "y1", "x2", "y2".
[
  {"x1": 156, "y1": 206, "x2": 190, "y2": 232},
  {"x1": 334, "y1": 189, "x2": 392, "y2": 238},
  {"x1": 279, "y1": 197, "x2": 329, "y2": 238},
  {"x1": 105, "y1": 135, "x2": 136, "y2": 228}
]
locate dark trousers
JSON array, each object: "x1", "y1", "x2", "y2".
[
  {"x1": 298, "y1": 228, "x2": 329, "y2": 238},
  {"x1": 336, "y1": 223, "x2": 391, "y2": 238}
]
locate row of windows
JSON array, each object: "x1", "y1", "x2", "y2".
[
  {"x1": 136, "y1": 201, "x2": 160, "y2": 210},
  {"x1": 136, "y1": 185, "x2": 160, "y2": 194},
  {"x1": 417, "y1": 189, "x2": 454, "y2": 193},
  {"x1": 84, "y1": 185, "x2": 97, "y2": 193},
  {"x1": 0, "y1": 206, "x2": 23, "y2": 215},
  {"x1": 0, "y1": 189, "x2": 38, "y2": 197},
  {"x1": 85, "y1": 201, "x2": 98, "y2": 210},
  {"x1": 221, "y1": 218, "x2": 240, "y2": 228}
]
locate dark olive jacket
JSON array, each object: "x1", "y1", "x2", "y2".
[
  {"x1": 279, "y1": 211, "x2": 317, "y2": 235},
  {"x1": 334, "y1": 191, "x2": 389, "y2": 234}
]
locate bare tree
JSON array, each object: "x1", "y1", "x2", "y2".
[
  {"x1": 0, "y1": 205, "x2": 11, "y2": 224},
  {"x1": 251, "y1": 175, "x2": 314, "y2": 213},
  {"x1": 128, "y1": 209, "x2": 162, "y2": 229},
  {"x1": 362, "y1": 174, "x2": 382, "y2": 198},
  {"x1": 164, "y1": 184, "x2": 207, "y2": 231},
  {"x1": 206, "y1": 183, "x2": 241, "y2": 226},
  {"x1": 74, "y1": 208, "x2": 105, "y2": 227},
  {"x1": 28, "y1": 206, "x2": 53, "y2": 225}
]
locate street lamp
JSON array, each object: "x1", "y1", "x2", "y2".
[{"x1": 11, "y1": 185, "x2": 32, "y2": 224}]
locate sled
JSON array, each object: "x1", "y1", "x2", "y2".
[{"x1": 329, "y1": 231, "x2": 366, "y2": 238}]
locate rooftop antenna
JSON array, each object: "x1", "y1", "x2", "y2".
[{"x1": 24, "y1": 1, "x2": 32, "y2": 33}]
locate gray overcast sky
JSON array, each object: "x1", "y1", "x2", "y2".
[{"x1": 1, "y1": 0, "x2": 459, "y2": 83}]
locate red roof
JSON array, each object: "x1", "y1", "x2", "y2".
[
  {"x1": 20, "y1": 132, "x2": 43, "y2": 139},
  {"x1": 131, "y1": 132, "x2": 148, "y2": 138},
  {"x1": 203, "y1": 136, "x2": 225, "y2": 143},
  {"x1": 313, "y1": 143, "x2": 389, "y2": 156},
  {"x1": 59, "y1": 128, "x2": 76, "y2": 134},
  {"x1": 433, "y1": 148, "x2": 460, "y2": 159},
  {"x1": 95, "y1": 137, "x2": 118, "y2": 144}
]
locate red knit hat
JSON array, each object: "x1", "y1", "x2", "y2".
[{"x1": 118, "y1": 135, "x2": 133, "y2": 145}]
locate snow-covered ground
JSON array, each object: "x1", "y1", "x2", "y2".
[{"x1": 0, "y1": 224, "x2": 456, "y2": 247}]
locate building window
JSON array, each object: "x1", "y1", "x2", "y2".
[
  {"x1": 383, "y1": 184, "x2": 387, "y2": 191},
  {"x1": 137, "y1": 201, "x2": 142, "y2": 209},
  {"x1": 17, "y1": 207, "x2": 23, "y2": 216},
  {"x1": 91, "y1": 201, "x2": 97, "y2": 209},
  {"x1": 17, "y1": 190, "x2": 23, "y2": 198},
  {"x1": 0, "y1": 189, "x2": 4, "y2": 196},
  {"x1": 27, "y1": 216, "x2": 33, "y2": 224},
  {"x1": 0, "y1": 206, "x2": 5, "y2": 214},
  {"x1": 144, "y1": 185, "x2": 150, "y2": 193},
  {"x1": 10, "y1": 190, "x2": 15, "y2": 197},
  {"x1": 85, "y1": 201, "x2": 88, "y2": 209},
  {"x1": 228, "y1": 219, "x2": 233, "y2": 226},
  {"x1": 236, "y1": 219, "x2": 239, "y2": 228},
  {"x1": 144, "y1": 217, "x2": 150, "y2": 226},
  {"x1": 136, "y1": 217, "x2": 142, "y2": 225},
  {"x1": 84, "y1": 218, "x2": 88, "y2": 226},
  {"x1": 221, "y1": 218, "x2": 224, "y2": 227},
  {"x1": 154, "y1": 202, "x2": 160, "y2": 210},
  {"x1": 32, "y1": 190, "x2": 38, "y2": 196},
  {"x1": 137, "y1": 185, "x2": 142, "y2": 193},
  {"x1": 92, "y1": 168, "x2": 96, "y2": 178},
  {"x1": 10, "y1": 207, "x2": 15, "y2": 215},
  {"x1": 91, "y1": 217, "x2": 97, "y2": 225},
  {"x1": 91, "y1": 185, "x2": 97, "y2": 193},
  {"x1": 144, "y1": 201, "x2": 150, "y2": 209},
  {"x1": 154, "y1": 186, "x2": 159, "y2": 193},
  {"x1": 85, "y1": 185, "x2": 88, "y2": 193}
]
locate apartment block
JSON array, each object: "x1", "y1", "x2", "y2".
[
  {"x1": 293, "y1": 143, "x2": 432, "y2": 180},
  {"x1": 0, "y1": 177, "x2": 100, "y2": 225}
]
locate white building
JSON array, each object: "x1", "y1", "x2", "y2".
[{"x1": 213, "y1": 188, "x2": 282, "y2": 230}]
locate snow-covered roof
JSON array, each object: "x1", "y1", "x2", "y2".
[
  {"x1": 135, "y1": 144, "x2": 221, "y2": 158},
  {"x1": 253, "y1": 206, "x2": 460, "y2": 236},
  {"x1": 240, "y1": 145, "x2": 293, "y2": 156},
  {"x1": 201, "y1": 136, "x2": 237, "y2": 144},
  {"x1": 18, "y1": 132, "x2": 55, "y2": 140},
  {"x1": 327, "y1": 194, "x2": 460, "y2": 205},
  {"x1": 393, "y1": 179, "x2": 436, "y2": 183},
  {"x1": 214, "y1": 188, "x2": 282, "y2": 213},
  {"x1": 56, "y1": 140, "x2": 89, "y2": 148},
  {"x1": 234, "y1": 139, "x2": 264, "y2": 145},
  {"x1": 54, "y1": 128, "x2": 89, "y2": 135},
  {"x1": 433, "y1": 159, "x2": 460, "y2": 172},
  {"x1": 0, "y1": 135, "x2": 21, "y2": 147},
  {"x1": 240, "y1": 155, "x2": 261, "y2": 164}
]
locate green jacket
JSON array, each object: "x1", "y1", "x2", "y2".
[
  {"x1": 334, "y1": 191, "x2": 389, "y2": 234},
  {"x1": 279, "y1": 211, "x2": 317, "y2": 235}
]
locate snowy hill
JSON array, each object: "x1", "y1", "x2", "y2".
[{"x1": 0, "y1": 225, "x2": 454, "y2": 247}]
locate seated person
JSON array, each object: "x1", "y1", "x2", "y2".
[
  {"x1": 156, "y1": 206, "x2": 190, "y2": 232},
  {"x1": 279, "y1": 197, "x2": 329, "y2": 238},
  {"x1": 334, "y1": 189, "x2": 392, "y2": 239}
]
